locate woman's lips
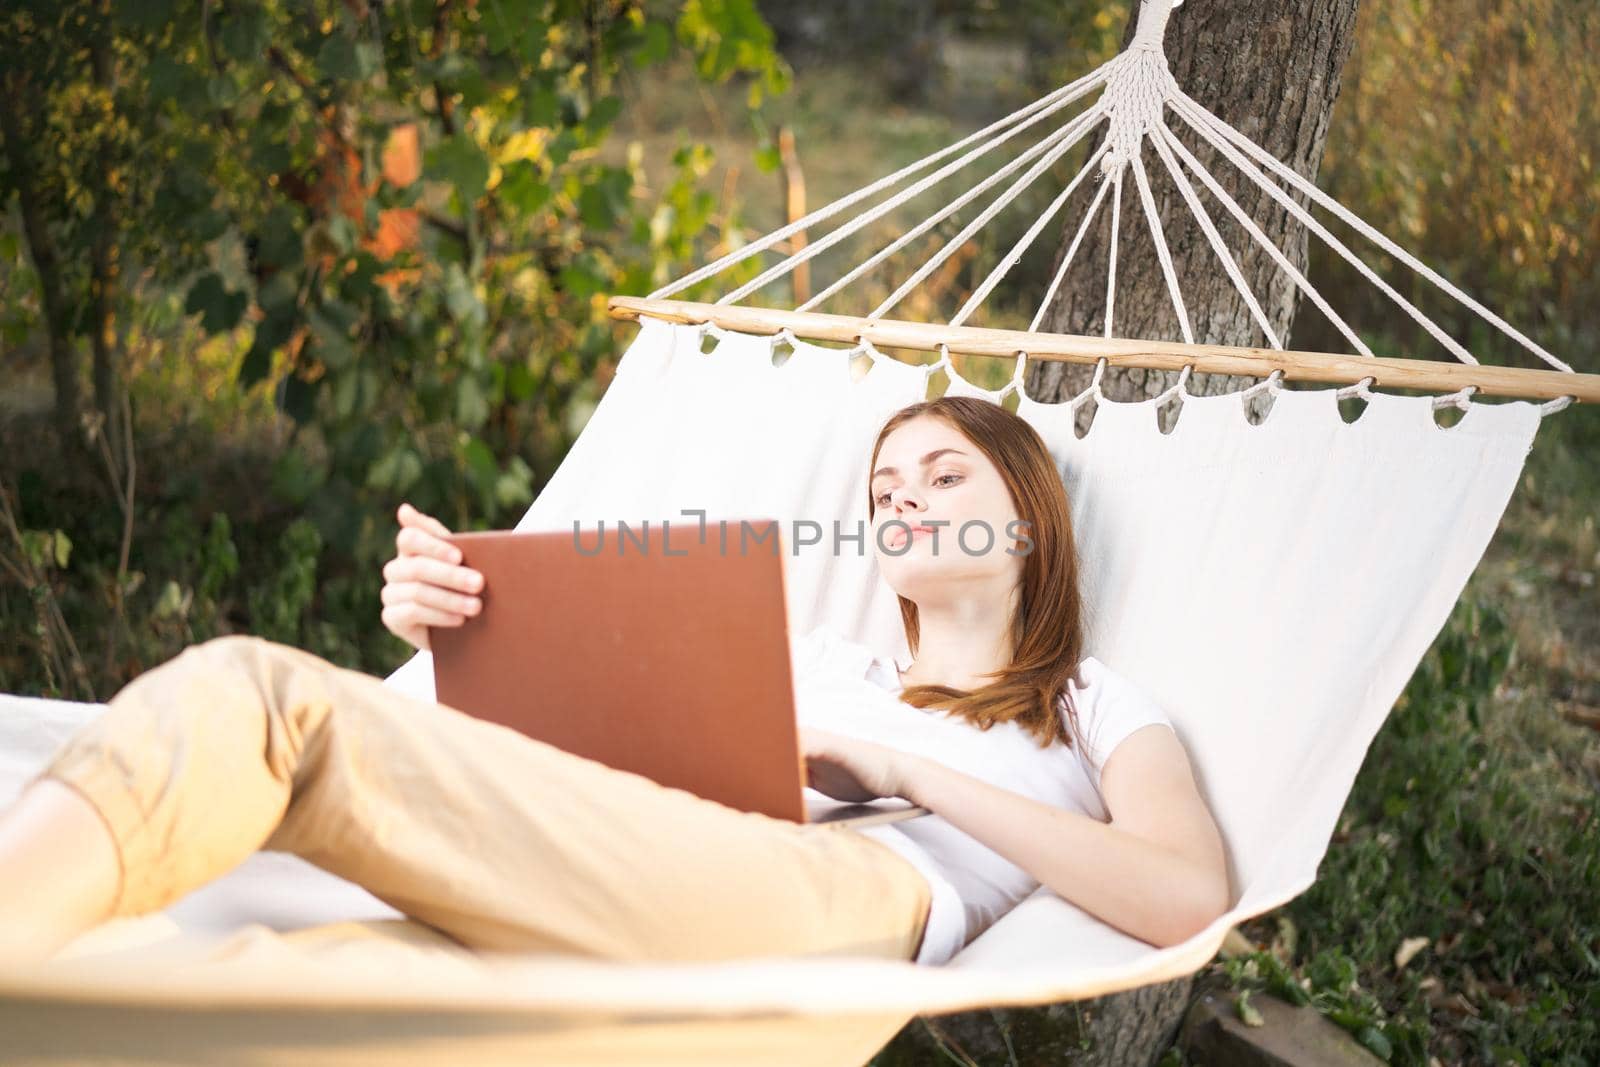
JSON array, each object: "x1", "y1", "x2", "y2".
[{"x1": 888, "y1": 524, "x2": 936, "y2": 549}]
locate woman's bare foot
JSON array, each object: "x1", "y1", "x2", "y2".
[{"x1": 0, "y1": 778, "x2": 121, "y2": 965}]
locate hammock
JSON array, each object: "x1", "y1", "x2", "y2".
[{"x1": 1, "y1": 1, "x2": 1592, "y2": 1063}]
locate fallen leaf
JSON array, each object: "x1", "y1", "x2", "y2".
[{"x1": 1395, "y1": 935, "x2": 1430, "y2": 970}]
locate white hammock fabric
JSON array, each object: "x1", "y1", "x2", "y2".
[{"x1": 0, "y1": 317, "x2": 1544, "y2": 1065}]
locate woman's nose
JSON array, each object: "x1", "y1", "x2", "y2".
[{"x1": 891, "y1": 488, "x2": 924, "y2": 514}]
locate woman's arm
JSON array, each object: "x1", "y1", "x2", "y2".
[{"x1": 801, "y1": 725, "x2": 1231, "y2": 948}]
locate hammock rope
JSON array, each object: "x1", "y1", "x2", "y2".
[{"x1": 636, "y1": 0, "x2": 1588, "y2": 415}]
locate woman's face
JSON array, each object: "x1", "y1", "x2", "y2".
[{"x1": 869, "y1": 416, "x2": 1027, "y2": 600}]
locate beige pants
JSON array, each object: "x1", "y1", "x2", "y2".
[{"x1": 34, "y1": 635, "x2": 932, "y2": 963}]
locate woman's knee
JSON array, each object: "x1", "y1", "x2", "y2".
[{"x1": 185, "y1": 633, "x2": 287, "y2": 668}]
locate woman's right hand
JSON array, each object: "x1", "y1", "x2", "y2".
[{"x1": 381, "y1": 503, "x2": 485, "y2": 652}]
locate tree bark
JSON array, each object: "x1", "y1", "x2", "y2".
[
  {"x1": 0, "y1": 73, "x2": 81, "y2": 448},
  {"x1": 1030, "y1": 0, "x2": 1361, "y2": 438},
  {"x1": 882, "y1": 2, "x2": 1361, "y2": 1064}
]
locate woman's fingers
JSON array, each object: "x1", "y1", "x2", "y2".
[
  {"x1": 383, "y1": 554, "x2": 484, "y2": 595},
  {"x1": 396, "y1": 524, "x2": 462, "y2": 564},
  {"x1": 383, "y1": 600, "x2": 471, "y2": 630},
  {"x1": 381, "y1": 601, "x2": 471, "y2": 652},
  {"x1": 397, "y1": 502, "x2": 454, "y2": 540},
  {"x1": 381, "y1": 579, "x2": 482, "y2": 617}
]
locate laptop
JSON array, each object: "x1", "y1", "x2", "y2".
[{"x1": 428, "y1": 519, "x2": 931, "y2": 831}]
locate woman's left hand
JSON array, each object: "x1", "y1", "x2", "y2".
[{"x1": 799, "y1": 727, "x2": 917, "y2": 803}]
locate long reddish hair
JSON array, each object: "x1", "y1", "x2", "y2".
[{"x1": 867, "y1": 396, "x2": 1087, "y2": 749}]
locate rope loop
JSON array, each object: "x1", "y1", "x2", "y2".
[
  {"x1": 1069, "y1": 357, "x2": 1109, "y2": 410},
  {"x1": 849, "y1": 336, "x2": 885, "y2": 367},
  {"x1": 1539, "y1": 395, "x2": 1574, "y2": 417},
  {"x1": 1241, "y1": 369, "x2": 1285, "y2": 401},
  {"x1": 1430, "y1": 384, "x2": 1478, "y2": 412},
  {"x1": 1154, "y1": 364, "x2": 1193, "y2": 406},
  {"x1": 1010, "y1": 350, "x2": 1029, "y2": 390},
  {"x1": 925, "y1": 343, "x2": 953, "y2": 381},
  {"x1": 696, "y1": 319, "x2": 733, "y2": 352},
  {"x1": 768, "y1": 327, "x2": 798, "y2": 354},
  {"x1": 1336, "y1": 375, "x2": 1377, "y2": 402}
]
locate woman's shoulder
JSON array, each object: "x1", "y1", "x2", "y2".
[{"x1": 1057, "y1": 655, "x2": 1175, "y2": 771}]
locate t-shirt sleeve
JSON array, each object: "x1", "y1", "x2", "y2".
[{"x1": 1061, "y1": 662, "x2": 1176, "y2": 790}]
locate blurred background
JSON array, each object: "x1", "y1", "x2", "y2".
[{"x1": 0, "y1": 1, "x2": 1595, "y2": 1062}]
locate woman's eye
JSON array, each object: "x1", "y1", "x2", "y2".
[{"x1": 934, "y1": 473, "x2": 962, "y2": 488}]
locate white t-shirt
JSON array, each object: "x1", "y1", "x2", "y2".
[{"x1": 790, "y1": 623, "x2": 1175, "y2": 966}]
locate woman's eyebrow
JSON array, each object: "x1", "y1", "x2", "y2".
[{"x1": 872, "y1": 448, "x2": 968, "y2": 481}]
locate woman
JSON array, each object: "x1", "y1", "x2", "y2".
[{"x1": 0, "y1": 396, "x2": 1229, "y2": 967}]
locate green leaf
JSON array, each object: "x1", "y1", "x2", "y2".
[
  {"x1": 220, "y1": 10, "x2": 272, "y2": 62},
  {"x1": 633, "y1": 21, "x2": 672, "y2": 67},
  {"x1": 241, "y1": 306, "x2": 295, "y2": 388},
  {"x1": 327, "y1": 214, "x2": 360, "y2": 256},
  {"x1": 256, "y1": 271, "x2": 299, "y2": 312},
  {"x1": 257, "y1": 206, "x2": 304, "y2": 270},
  {"x1": 187, "y1": 209, "x2": 231, "y2": 243},
  {"x1": 588, "y1": 95, "x2": 623, "y2": 132},
  {"x1": 316, "y1": 34, "x2": 381, "y2": 82},
  {"x1": 506, "y1": 361, "x2": 536, "y2": 402},
  {"x1": 463, "y1": 438, "x2": 497, "y2": 486},
  {"x1": 147, "y1": 56, "x2": 187, "y2": 103},
  {"x1": 495, "y1": 456, "x2": 534, "y2": 509},
  {"x1": 578, "y1": 184, "x2": 616, "y2": 229},
  {"x1": 524, "y1": 86, "x2": 560, "y2": 127},
  {"x1": 305, "y1": 305, "x2": 356, "y2": 371},
  {"x1": 557, "y1": 253, "x2": 607, "y2": 300},
  {"x1": 185, "y1": 273, "x2": 248, "y2": 333},
  {"x1": 252, "y1": 138, "x2": 292, "y2": 176},
  {"x1": 366, "y1": 443, "x2": 423, "y2": 493},
  {"x1": 454, "y1": 372, "x2": 489, "y2": 430},
  {"x1": 544, "y1": 128, "x2": 577, "y2": 167},
  {"x1": 499, "y1": 161, "x2": 551, "y2": 217},
  {"x1": 271, "y1": 449, "x2": 327, "y2": 504},
  {"x1": 239, "y1": 337, "x2": 276, "y2": 390},
  {"x1": 52, "y1": 530, "x2": 72, "y2": 569},
  {"x1": 442, "y1": 264, "x2": 484, "y2": 328},
  {"x1": 1355, "y1": 1026, "x2": 1393, "y2": 1061},
  {"x1": 281, "y1": 371, "x2": 318, "y2": 424},
  {"x1": 153, "y1": 580, "x2": 191, "y2": 621},
  {"x1": 117, "y1": 0, "x2": 177, "y2": 32},
  {"x1": 425, "y1": 135, "x2": 491, "y2": 202},
  {"x1": 208, "y1": 75, "x2": 242, "y2": 110}
]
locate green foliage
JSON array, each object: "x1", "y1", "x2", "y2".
[
  {"x1": 19, "y1": 529, "x2": 72, "y2": 571},
  {"x1": 1225, "y1": 594, "x2": 1600, "y2": 1065},
  {"x1": 1307, "y1": 0, "x2": 1599, "y2": 371},
  {"x1": 245, "y1": 517, "x2": 323, "y2": 647},
  {"x1": 1, "y1": 0, "x2": 789, "y2": 692}
]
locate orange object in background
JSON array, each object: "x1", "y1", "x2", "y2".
[
  {"x1": 281, "y1": 120, "x2": 424, "y2": 295},
  {"x1": 371, "y1": 123, "x2": 423, "y2": 281}
]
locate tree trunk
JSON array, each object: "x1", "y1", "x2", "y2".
[
  {"x1": 1030, "y1": 0, "x2": 1361, "y2": 438},
  {"x1": 883, "y1": 2, "x2": 1360, "y2": 1064},
  {"x1": 1031, "y1": 0, "x2": 1359, "y2": 1060},
  {"x1": 0, "y1": 74, "x2": 82, "y2": 449}
]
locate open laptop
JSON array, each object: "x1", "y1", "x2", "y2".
[{"x1": 428, "y1": 519, "x2": 930, "y2": 831}]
